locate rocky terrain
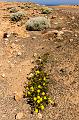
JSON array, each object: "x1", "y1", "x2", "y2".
[{"x1": 0, "y1": 2, "x2": 79, "y2": 120}]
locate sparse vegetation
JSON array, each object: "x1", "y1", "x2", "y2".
[
  {"x1": 25, "y1": 17, "x2": 51, "y2": 31},
  {"x1": 10, "y1": 12, "x2": 25, "y2": 22},
  {"x1": 24, "y1": 53, "x2": 54, "y2": 113},
  {"x1": 9, "y1": 7, "x2": 18, "y2": 13},
  {"x1": 41, "y1": 7, "x2": 52, "y2": 14}
]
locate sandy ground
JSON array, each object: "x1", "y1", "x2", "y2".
[{"x1": 0, "y1": 2, "x2": 79, "y2": 120}]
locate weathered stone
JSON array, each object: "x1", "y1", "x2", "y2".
[
  {"x1": 1, "y1": 74, "x2": 5, "y2": 78},
  {"x1": 38, "y1": 113, "x2": 42, "y2": 119},
  {"x1": 15, "y1": 112, "x2": 23, "y2": 119},
  {"x1": 14, "y1": 92, "x2": 23, "y2": 101}
]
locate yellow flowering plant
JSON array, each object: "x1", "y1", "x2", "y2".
[{"x1": 24, "y1": 53, "x2": 54, "y2": 113}]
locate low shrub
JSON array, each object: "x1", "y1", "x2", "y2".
[
  {"x1": 25, "y1": 17, "x2": 51, "y2": 31},
  {"x1": 9, "y1": 7, "x2": 18, "y2": 13},
  {"x1": 41, "y1": 7, "x2": 52, "y2": 14},
  {"x1": 10, "y1": 12, "x2": 25, "y2": 22}
]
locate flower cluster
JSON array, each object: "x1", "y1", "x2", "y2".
[{"x1": 24, "y1": 54, "x2": 54, "y2": 113}]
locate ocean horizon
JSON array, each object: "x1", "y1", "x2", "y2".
[{"x1": 0, "y1": 0, "x2": 79, "y2": 6}]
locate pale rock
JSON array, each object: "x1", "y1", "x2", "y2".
[
  {"x1": 33, "y1": 53, "x2": 37, "y2": 57},
  {"x1": 1, "y1": 74, "x2": 5, "y2": 78},
  {"x1": 32, "y1": 36, "x2": 36, "y2": 39},
  {"x1": 62, "y1": 28, "x2": 65, "y2": 30},
  {"x1": 17, "y1": 52, "x2": 22, "y2": 56},
  {"x1": 15, "y1": 112, "x2": 23, "y2": 119},
  {"x1": 8, "y1": 60, "x2": 10, "y2": 63},
  {"x1": 15, "y1": 39, "x2": 18, "y2": 42},
  {"x1": 28, "y1": 73, "x2": 33, "y2": 78},
  {"x1": 75, "y1": 34, "x2": 77, "y2": 37},
  {"x1": 72, "y1": 16, "x2": 75, "y2": 20},
  {"x1": 19, "y1": 69, "x2": 21, "y2": 72},
  {"x1": 39, "y1": 59, "x2": 42, "y2": 62},
  {"x1": 45, "y1": 16, "x2": 48, "y2": 18},
  {"x1": 70, "y1": 39, "x2": 73, "y2": 42},
  {"x1": 54, "y1": 22, "x2": 58, "y2": 25},
  {"x1": 11, "y1": 43, "x2": 16, "y2": 48},
  {"x1": 7, "y1": 34, "x2": 10, "y2": 38},
  {"x1": 58, "y1": 31, "x2": 64, "y2": 36},
  {"x1": 5, "y1": 38, "x2": 8, "y2": 41},
  {"x1": 14, "y1": 91, "x2": 23, "y2": 101},
  {"x1": 59, "y1": 17, "x2": 63, "y2": 20},
  {"x1": 38, "y1": 113, "x2": 42, "y2": 119},
  {"x1": 26, "y1": 33, "x2": 30, "y2": 37}
]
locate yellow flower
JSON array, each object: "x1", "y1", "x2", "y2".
[
  {"x1": 27, "y1": 91, "x2": 31, "y2": 95},
  {"x1": 37, "y1": 100, "x2": 40, "y2": 103},
  {"x1": 43, "y1": 82, "x2": 45, "y2": 86},
  {"x1": 43, "y1": 77, "x2": 46, "y2": 81},
  {"x1": 38, "y1": 85, "x2": 42, "y2": 89},
  {"x1": 33, "y1": 97, "x2": 37, "y2": 101},
  {"x1": 30, "y1": 86, "x2": 33, "y2": 90},
  {"x1": 35, "y1": 70, "x2": 40, "y2": 75},
  {"x1": 42, "y1": 92, "x2": 45, "y2": 95},
  {"x1": 44, "y1": 96, "x2": 47, "y2": 100},
  {"x1": 37, "y1": 89, "x2": 40, "y2": 93},
  {"x1": 40, "y1": 105, "x2": 44, "y2": 110},
  {"x1": 40, "y1": 98, "x2": 43, "y2": 102},
  {"x1": 26, "y1": 87, "x2": 29, "y2": 90},
  {"x1": 37, "y1": 96, "x2": 41, "y2": 99},
  {"x1": 35, "y1": 108, "x2": 38, "y2": 113},
  {"x1": 39, "y1": 78, "x2": 42, "y2": 81},
  {"x1": 30, "y1": 86, "x2": 34, "y2": 92}
]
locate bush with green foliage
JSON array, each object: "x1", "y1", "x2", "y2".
[
  {"x1": 9, "y1": 7, "x2": 18, "y2": 13},
  {"x1": 41, "y1": 7, "x2": 52, "y2": 14},
  {"x1": 25, "y1": 17, "x2": 51, "y2": 31},
  {"x1": 10, "y1": 12, "x2": 25, "y2": 22},
  {"x1": 24, "y1": 53, "x2": 54, "y2": 113}
]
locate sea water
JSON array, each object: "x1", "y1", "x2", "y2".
[{"x1": 0, "y1": 0, "x2": 79, "y2": 6}]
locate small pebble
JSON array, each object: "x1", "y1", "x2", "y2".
[
  {"x1": 70, "y1": 39, "x2": 73, "y2": 42},
  {"x1": 54, "y1": 22, "x2": 58, "y2": 25},
  {"x1": 17, "y1": 52, "x2": 22, "y2": 56},
  {"x1": 19, "y1": 69, "x2": 21, "y2": 72},
  {"x1": 7, "y1": 34, "x2": 10, "y2": 38},
  {"x1": 59, "y1": 17, "x2": 63, "y2": 20},
  {"x1": 5, "y1": 38, "x2": 8, "y2": 41},
  {"x1": 2, "y1": 74, "x2": 5, "y2": 78},
  {"x1": 8, "y1": 60, "x2": 10, "y2": 63},
  {"x1": 62, "y1": 28, "x2": 65, "y2": 30},
  {"x1": 28, "y1": 73, "x2": 33, "y2": 78},
  {"x1": 38, "y1": 113, "x2": 42, "y2": 119},
  {"x1": 32, "y1": 37, "x2": 36, "y2": 39},
  {"x1": 75, "y1": 34, "x2": 77, "y2": 37},
  {"x1": 72, "y1": 16, "x2": 75, "y2": 20},
  {"x1": 15, "y1": 112, "x2": 23, "y2": 119},
  {"x1": 33, "y1": 53, "x2": 37, "y2": 57},
  {"x1": 14, "y1": 92, "x2": 23, "y2": 101}
]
